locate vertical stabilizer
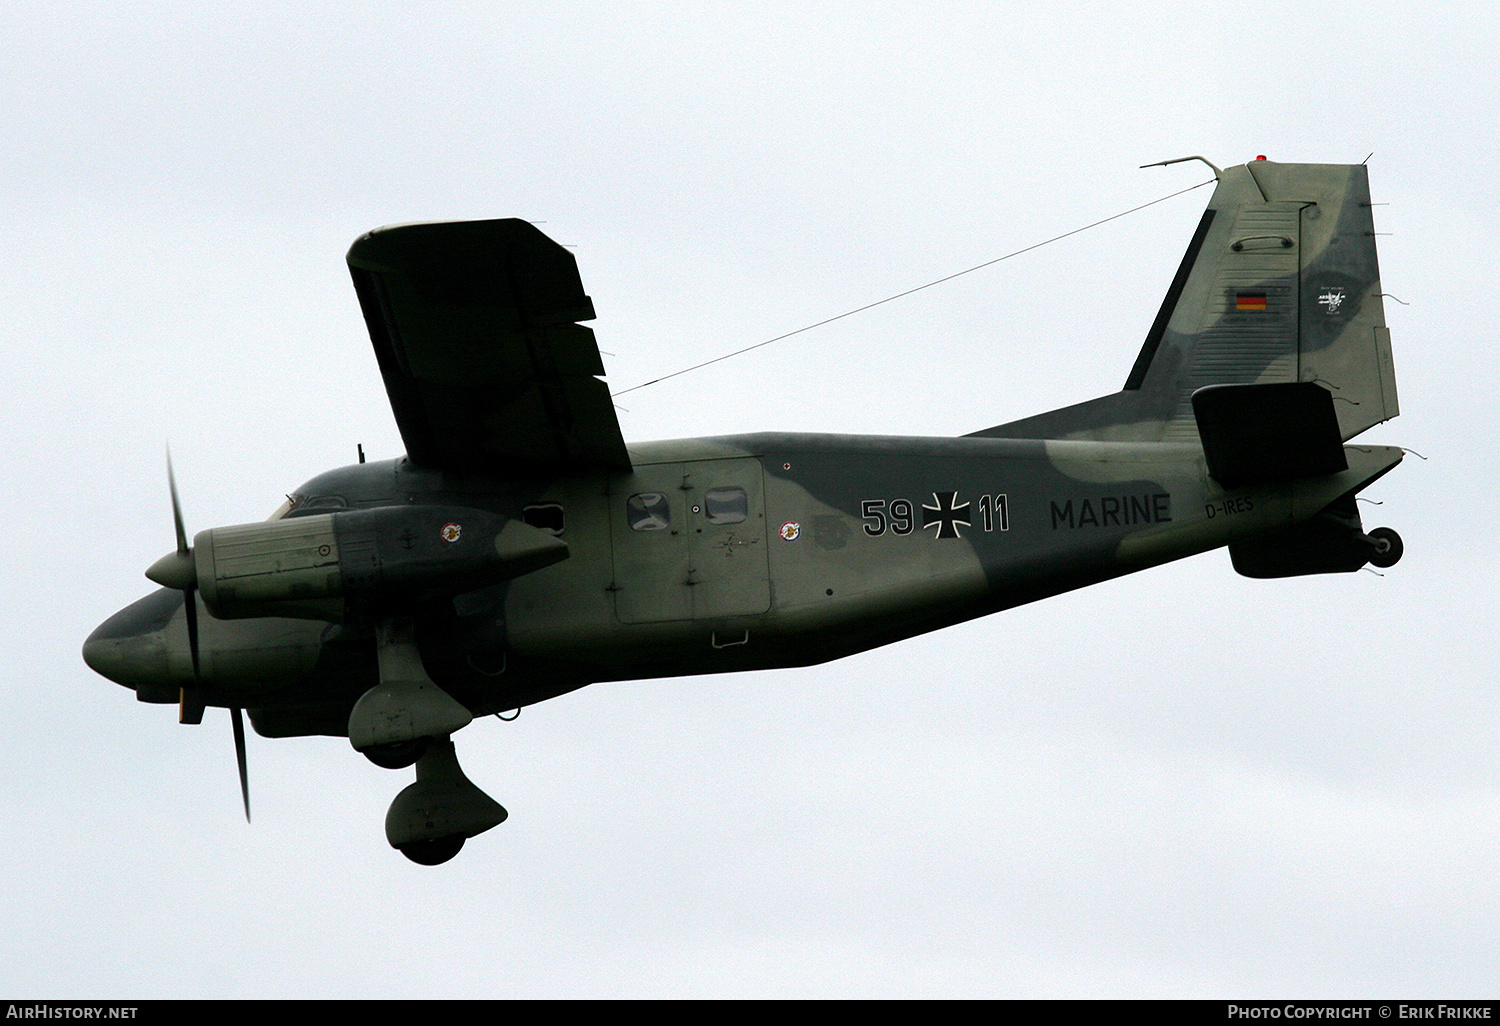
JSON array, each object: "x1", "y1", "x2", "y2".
[{"x1": 973, "y1": 160, "x2": 1398, "y2": 443}]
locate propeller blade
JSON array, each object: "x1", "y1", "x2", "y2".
[
  {"x1": 167, "y1": 448, "x2": 190, "y2": 557},
  {"x1": 182, "y1": 584, "x2": 201, "y2": 682},
  {"x1": 146, "y1": 452, "x2": 196, "y2": 591},
  {"x1": 231, "y1": 706, "x2": 251, "y2": 823},
  {"x1": 160, "y1": 449, "x2": 208, "y2": 724}
]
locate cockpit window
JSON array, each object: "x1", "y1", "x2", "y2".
[
  {"x1": 277, "y1": 494, "x2": 347, "y2": 519},
  {"x1": 626, "y1": 492, "x2": 671, "y2": 532},
  {"x1": 703, "y1": 487, "x2": 748, "y2": 525}
]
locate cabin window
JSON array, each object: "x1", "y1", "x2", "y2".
[
  {"x1": 626, "y1": 492, "x2": 671, "y2": 532},
  {"x1": 703, "y1": 486, "x2": 748, "y2": 525},
  {"x1": 523, "y1": 502, "x2": 565, "y2": 535}
]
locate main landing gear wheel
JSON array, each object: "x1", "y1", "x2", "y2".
[
  {"x1": 398, "y1": 836, "x2": 465, "y2": 866},
  {"x1": 384, "y1": 738, "x2": 507, "y2": 865},
  {"x1": 1368, "y1": 527, "x2": 1404, "y2": 569},
  {"x1": 362, "y1": 737, "x2": 431, "y2": 770}
]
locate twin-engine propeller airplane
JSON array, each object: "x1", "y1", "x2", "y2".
[{"x1": 84, "y1": 157, "x2": 1406, "y2": 865}]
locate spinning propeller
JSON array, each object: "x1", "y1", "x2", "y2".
[{"x1": 144, "y1": 452, "x2": 251, "y2": 822}]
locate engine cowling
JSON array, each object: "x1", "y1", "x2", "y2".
[{"x1": 182, "y1": 505, "x2": 566, "y2": 621}]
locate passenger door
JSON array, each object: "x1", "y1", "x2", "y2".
[{"x1": 608, "y1": 458, "x2": 769, "y2": 623}]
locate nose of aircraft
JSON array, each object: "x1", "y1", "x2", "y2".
[{"x1": 82, "y1": 589, "x2": 181, "y2": 696}]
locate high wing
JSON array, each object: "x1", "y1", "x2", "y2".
[{"x1": 347, "y1": 218, "x2": 631, "y2": 474}]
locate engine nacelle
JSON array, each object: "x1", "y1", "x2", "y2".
[{"x1": 189, "y1": 505, "x2": 567, "y2": 621}]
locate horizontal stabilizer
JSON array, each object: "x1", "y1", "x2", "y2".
[{"x1": 1192, "y1": 381, "x2": 1346, "y2": 488}]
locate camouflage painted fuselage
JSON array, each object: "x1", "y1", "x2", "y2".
[{"x1": 90, "y1": 429, "x2": 1400, "y2": 739}]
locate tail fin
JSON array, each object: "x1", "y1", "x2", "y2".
[{"x1": 973, "y1": 159, "x2": 1399, "y2": 443}]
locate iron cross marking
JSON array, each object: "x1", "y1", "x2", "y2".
[{"x1": 922, "y1": 491, "x2": 971, "y2": 539}]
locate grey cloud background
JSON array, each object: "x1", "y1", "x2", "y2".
[{"x1": 5, "y1": 1, "x2": 1495, "y2": 997}]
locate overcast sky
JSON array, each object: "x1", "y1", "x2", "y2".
[{"x1": 5, "y1": 1, "x2": 1498, "y2": 998}]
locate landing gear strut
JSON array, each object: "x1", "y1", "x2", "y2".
[
  {"x1": 348, "y1": 619, "x2": 472, "y2": 762},
  {"x1": 349, "y1": 618, "x2": 507, "y2": 864}
]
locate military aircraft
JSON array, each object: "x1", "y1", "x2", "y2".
[{"x1": 83, "y1": 157, "x2": 1405, "y2": 865}]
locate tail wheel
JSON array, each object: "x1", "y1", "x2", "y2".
[{"x1": 1368, "y1": 527, "x2": 1403, "y2": 569}]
